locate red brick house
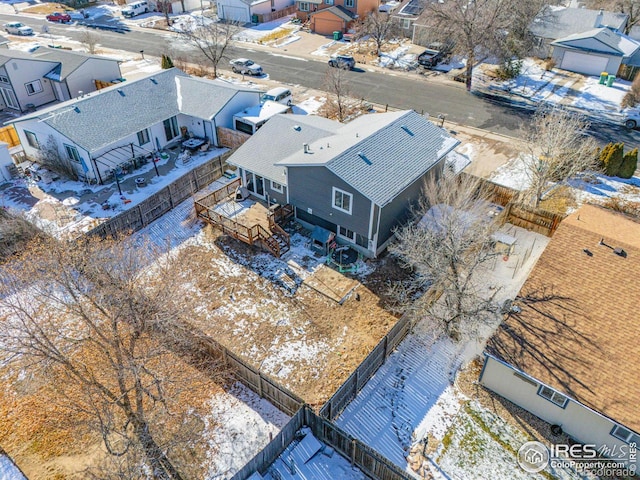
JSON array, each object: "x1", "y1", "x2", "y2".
[{"x1": 296, "y1": 0, "x2": 379, "y2": 35}]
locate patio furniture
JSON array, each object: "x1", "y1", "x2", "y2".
[
  {"x1": 135, "y1": 177, "x2": 146, "y2": 188},
  {"x1": 182, "y1": 138, "x2": 206, "y2": 151}
]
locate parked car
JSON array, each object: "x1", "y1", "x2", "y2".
[
  {"x1": 46, "y1": 12, "x2": 71, "y2": 23},
  {"x1": 4, "y1": 22, "x2": 33, "y2": 35},
  {"x1": 121, "y1": 1, "x2": 148, "y2": 18},
  {"x1": 624, "y1": 111, "x2": 640, "y2": 129},
  {"x1": 262, "y1": 87, "x2": 292, "y2": 105},
  {"x1": 417, "y1": 48, "x2": 443, "y2": 68},
  {"x1": 229, "y1": 58, "x2": 263, "y2": 76},
  {"x1": 328, "y1": 55, "x2": 355, "y2": 70}
]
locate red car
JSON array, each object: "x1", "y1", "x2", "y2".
[{"x1": 46, "y1": 12, "x2": 71, "y2": 23}]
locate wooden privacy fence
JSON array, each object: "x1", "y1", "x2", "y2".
[
  {"x1": 319, "y1": 313, "x2": 412, "y2": 421},
  {"x1": 0, "y1": 125, "x2": 19, "y2": 148},
  {"x1": 256, "y1": 5, "x2": 297, "y2": 23},
  {"x1": 232, "y1": 405, "x2": 415, "y2": 480},
  {"x1": 504, "y1": 203, "x2": 564, "y2": 237},
  {"x1": 88, "y1": 151, "x2": 232, "y2": 238}
]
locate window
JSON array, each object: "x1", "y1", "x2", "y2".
[
  {"x1": 24, "y1": 130, "x2": 39, "y2": 149},
  {"x1": 338, "y1": 226, "x2": 355, "y2": 241},
  {"x1": 235, "y1": 119, "x2": 254, "y2": 135},
  {"x1": 0, "y1": 76, "x2": 9, "y2": 84},
  {"x1": 611, "y1": 425, "x2": 640, "y2": 444},
  {"x1": 537, "y1": 385, "x2": 568, "y2": 408},
  {"x1": 299, "y1": 1, "x2": 309, "y2": 11},
  {"x1": 163, "y1": 116, "x2": 179, "y2": 141},
  {"x1": 402, "y1": 18, "x2": 411, "y2": 29},
  {"x1": 25, "y1": 80, "x2": 43, "y2": 95},
  {"x1": 344, "y1": 0, "x2": 354, "y2": 6},
  {"x1": 325, "y1": 0, "x2": 333, "y2": 4},
  {"x1": 64, "y1": 144, "x2": 81, "y2": 163},
  {"x1": 137, "y1": 128, "x2": 150, "y2": 145},
  {"x1": 271, "y1": 180, "x2": 284, "y2": 193},
  {"x1": 332, "y1": 187, "x2": 352, "y2": 214}
]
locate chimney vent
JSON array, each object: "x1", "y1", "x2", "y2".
[{"x1": 303, "y1": 143, "x2": 309, "y2": 153}]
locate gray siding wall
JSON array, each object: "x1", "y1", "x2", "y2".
[
  {"x1": 287, "y1": 165, "x2": 372, "y2": 239},
  {"x1": 377, "y1": 160, "x2": 443, "y2": 246},
  {"x1": 265, "y1": 180, "x2": 287, "y2": 205}
]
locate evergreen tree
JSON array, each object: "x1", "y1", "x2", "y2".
[
  {"x1": 601, "y1": 143, "x2": 624, "y2": 176},
  {"x1": 161, "y1": 54, "x2": 174, "y2": 69},
  {"x1": 619, "y1": 148, "x2": 638, "y2": 179}
]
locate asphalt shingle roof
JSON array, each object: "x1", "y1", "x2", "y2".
[
  {"x1": 276, "y1": 110, "x2": 459, "y2": 206},
  {"x1": 530, "y1": 6, "x2": 628, "y2": 39},
  {"x1": 487, "y1": 205, "x2": 640, "y2": 433},
  {"x1": 226, "y1": 114, "x2": 340, "y2": 183},
  {"x1": 551, "y1": 27, "x2": 640, "y2": 57},
  {"x1": 311, "y1": 5, "x2": 357, "y2": 21},
  {"x1": 12, "y1": 69, "x2": 260, "y2": 153}
]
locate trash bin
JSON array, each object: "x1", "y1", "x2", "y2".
[
  {"x1": 251, "y1": 14, "x2": 259, "y2": 23},
  {"x1": 599, "y1": 72, "x2": 608, "y2": 85},
  {"x1": 606, "y1": 75, "x2": 616, "y2": 87},
  {"x1": 333, "y1": 31, "x2": 342, "y2": 40}
]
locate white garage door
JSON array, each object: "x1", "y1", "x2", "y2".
[
  {"x1": 560, "y1": 51, "x2": 608, "y2": 76},
  {"x1": 220, "y1": 4, "x2": 249, "y2": 22}
]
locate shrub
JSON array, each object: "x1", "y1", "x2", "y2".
[
  {"x1": 161, "y1": 54, "x2": 174, "y2": 69},
  {"x1": 494, "y1": 59, "x2": 523, "y2": 80},
  {"x1": 544, "y1": 58, "x2": 556, "y2": 71},
  {"x1": 622, "y1": 73, "x2": 640, "y2": 108},
  {"x1": 619, "y1": 148, "x2": 638, "y2": 178},
  {"x1": 600, "y1": 142, "x2": 624, "y2": 176}
]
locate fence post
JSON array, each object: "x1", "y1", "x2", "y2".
[
  {"x1": 138, "y1": 204, "x2": 145, "y2": 227},
  {"x1": 383, "y1": 334, "x2": 389, "y2": 359},
  {"x1": 258, "y1": 373, "x2": 264, "y2": 398},
  {"x1": 350, "y1": 439, "x2": 357, "y2": 466}
]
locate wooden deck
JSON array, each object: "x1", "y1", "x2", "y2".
[
  {"x1": 194, "y1": 179, "x2": 294, "y2": 257},
  {"x1": 302, "y1": 264, "x2": 360, "y2": 304}
]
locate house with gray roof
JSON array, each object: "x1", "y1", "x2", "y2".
[
  {"x1": 550, "y1": 27, "x2": 640, "y2": 76},
  {"x1": 216, "y1": 0, "x2": 294, "y2": 23},
  {"x1": 0, "y1": 46, "x2": 122, "y2": 113},
  {"x1": 529, "y1": 6, "x2": 629, "y2": 59},
  {"x1": 227, "y1": 110, "x2": 460, "y2": 257},
  {"x1": 10, "y1": 68, "x2": 262, "y2": 183}
]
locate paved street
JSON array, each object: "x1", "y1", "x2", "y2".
[{"x1": 1, "y1": 12, "x2": 639, "y2": 145}]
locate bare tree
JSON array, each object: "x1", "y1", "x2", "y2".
[
  {"x1": 422, "y1": 0, "x2": 542, "y2": 91},
  {"x1": 179, "y1": 20, "x2": 240, "y2": 77},
  {"x1": 38, "y1": 135, "x2": 79, "y2": 180},
  {"x1": 522, "y1": 106, "x2": 599, "y2": 208},
  {"x1": 0, "y1": 235, "x2": 221, "y2": 479},
  {"x1": 589, "y1": 0, "x2": 640, "y2": 34},
  {"x1": 355, "y1": 11, "x2": 398, "y2": 56},
  {"x1": 0, "y1": 209, "x2": 42, "y2": 261},
  {"x1": 389, "y1": 174, "x2": 501, "y2": 341},
  {"x1": 320, "y1": 67, "x2": 360, "y2": 122},
  {"x1": 79, "y1": 29, "x2": 100, "y2": 54}
]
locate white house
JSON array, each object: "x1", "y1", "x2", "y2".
[
  {"x1": 0, "y1": 47, "x2": 122, "y2": 113},
  {"x1": 10, "y1": 68, "x2": 262, "y2": 183},
  {"x1": 217, "y1": 0, "x2": 294, "y2": 23},
  {"x1": 233, "y1": 100, "x2": 290, "y2": 134},
  {"x1": 481, "y1": 204, "x2": 640, "y2": 470}
]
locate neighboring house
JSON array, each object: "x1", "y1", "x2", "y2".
[
  {"x1": 481, "y1": 205, "x2": 640, "y2": 469},
  {"x1": 233, "y1": 100, "x2": 291, "y2": 135},
  {"x1": 0, "y1": 36, "x2": 9, "y2": 49},
  {"x1": 529, "y1": 7, "x2": 628, "y2": 58},
  {"x1": 550, "y1": 27, "x2": 640, "y2": 77},
  {"x1": 216, "y1": 0, "x2": 294, "y2": 23},
  {"x1": 227, "y1": 110, "x2": 459, "y2": 257},
  {"x1": 10, "y1": 68, "x2": 262, "y2": 183},
  {"x1": 0, "y1": 46, "x2": 122, "y2": 113},
  {"x1": 296, "y1": 0, "x2": 378, "y2": 35},
  {"x1": 147, "y1": 0, "x2": 201, "y2": 14},
  {"x1": 393, "y1": 0, "x2": 430, "y2": 40}
]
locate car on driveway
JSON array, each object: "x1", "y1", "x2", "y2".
[
  {"x1": 4, "y1": 22, "x2": 33, "y2": 35},
  {"x1": 417, "y1": 48, "x2": 443, "y2": 68},
  {"x1": 328, "y1": 55, "x2": 355, "y2": 70},
  {"x1": 623, "y1": 111, "x2": 640, "y2": 129},
  {"x1": 46, "y1": 12, "x2": 72, "y2": 23},
  {"x1": 229, "y1": 58, "x2": 263, "y2": 76}
]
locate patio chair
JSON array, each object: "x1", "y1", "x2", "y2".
[{"x1": 200, "y1": 141, "x2": 210, "y2": 152}]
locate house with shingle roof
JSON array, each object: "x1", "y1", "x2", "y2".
[
  {"x1": 10, "y1": 68, "x2": 262, "y2": 183},
  {"x1": 0, "y1": 46, "x2": 122, "y2": 113},
  {"x1": 480, "y1": 204, "x2": 640, "y2": 468},
  {"x1": 227, "y1": 110, "x2": 459, "y2": 257}
]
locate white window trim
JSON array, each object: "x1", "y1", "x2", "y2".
[
  {"x1": 24, "y1": 130, "x2": 39, "y2": 149},
  {"x1": 299, "y1": 1, "x2": 309, "y2": 11},
  {"x1": 337, "y1": 225, "x2": 356, "y2": 242},
  {"x1": 402, "y1": 18, "x2": 411, "y2": 29},
  {"x1": 537, "y1": 385, "x2": 568, "y2": 408},
  {"x1": 332, "y1": 186, "x2": 353, "y2": 215},
  {"x1": 344, "y1": 0, "x2": 354, "y2": 6},
  {"x1": 270, "y1": 180, "x2": 284, "y2": 193},
  {"x1": 325, "y1": 0, "x2": 333, "y2": 4},
  {"x1": 25, "y1": 80, "x2": 43, "y2": 96},
  {"x1": 64, "y1": 144, "x2": 81, "y2": 163},
  {"x1": 611, "y1": 425, "x2": 639, "y2": 445},
  {"x1": 137, "y1": 128, "x2": 150, "y2": 145}
]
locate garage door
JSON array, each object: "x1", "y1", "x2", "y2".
[
  {"x1": 221, "y1": 5, "x2": 249, "y2": 22},
  {"x1": 560, "y1": 51, "x2": 608, "y2": 76},
  {"x1": 313, "y1": 17, "x2": 343, "y2": 35}
]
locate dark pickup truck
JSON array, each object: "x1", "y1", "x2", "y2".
[{"x1": 417, "y1": 48, "x2": 443, "y2": 68}]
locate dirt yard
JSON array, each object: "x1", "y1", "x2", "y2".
[{"x1": 173, "y1": 224, "x2": 400, "y2": 406}]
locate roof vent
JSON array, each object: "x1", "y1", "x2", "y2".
[
  {"x1": 358, "y1": 151, "x2": 372, "y2": 165},
  {"x1": 73, "y1": 106, "x2": 80, "y2": 113},
  {"x1": 77, "y1": 90, "x2": 83, "y2": 97},
  {"x1": 293, "y1": 125, "x2": 301, "y2": 131},
  {"x1": 614, "y1": 247, "x2": 627, "y2": 258},
  {"x1": 401, "y1": 125, "x2": 414, "y2": 136},
  {"x1": 117, "y1": 89, "x2": 125, "y2": 97},
  {"x1": 303, "y1": 143, "x2": 309, "y2": 153},
  {"x1": 150, "y1": 78, "x2": 158, "y2": 84}
]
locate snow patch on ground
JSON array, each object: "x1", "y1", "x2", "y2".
[
  {"x1": 377, "y1": 45, "x2": 415, "y2": 69},
  {"x1": 291, "y1": 96, "x2": 326, "y2": 115},
  {"x1": 233, "y1": 16, "x2": 298, "y2": 43}
]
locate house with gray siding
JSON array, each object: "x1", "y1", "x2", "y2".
[
  {"x1": 227, "y1": 110, "x2": 459, "y2": 257},
  {"x1": 10, "y1": 68, "x2": 262, "y2": 183},
  {"x1": 0, "y1": 46, "x2": 122, "y2": 113},
  {"x1": 481, "y1": 205, "x2": 639, "y2": 470}
]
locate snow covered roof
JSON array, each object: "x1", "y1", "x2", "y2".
[
  {"x1": 10, "y1": 69, "x2": 261, "y2": 153},
  {"x1": 551, "y1": 27, "x2": 640, "y2": 58},
  {"x1": 233, "y1": 101, "x2": 290, "y2": 125},
  {"x1": 486, "y1": 204, "x2": 640, "y2": 433},
  {"x1": 530, "y1": 6, "x2": 628, "y2": 40}
]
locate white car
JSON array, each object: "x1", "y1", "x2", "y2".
[
  {"x1": 4, "y1": 22, "x2": 33, "y2": 36},
  {"x1": 623, "y1": 111, "x2": 640, "y2": 129},
  {"x1": 229, "y1": 58, "x2": 263, "y2": 76}
]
